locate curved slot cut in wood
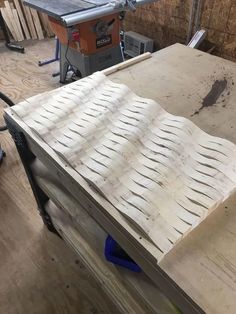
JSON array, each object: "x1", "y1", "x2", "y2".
[{"x1": 11, "y1": 71, "x2": 236, "y2": 262}]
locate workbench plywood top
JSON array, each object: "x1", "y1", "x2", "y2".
[
  {"x1": 109, "y1": 44, "x2": 236, "y2": 144},
  {"x1": 109, "y1": 43, "x2": 236, "y2": 314}
]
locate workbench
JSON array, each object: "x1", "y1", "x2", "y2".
[{"x1": 5, "y1": 44, "x2": 236, "y2": 314}]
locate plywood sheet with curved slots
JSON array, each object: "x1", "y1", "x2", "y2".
[{"x1": 12, "y1": 72, "x2": 236, "y2": 261}]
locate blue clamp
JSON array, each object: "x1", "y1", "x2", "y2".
[{"x1": 104, "y1": 235, "x2": 142, "y2": 273}]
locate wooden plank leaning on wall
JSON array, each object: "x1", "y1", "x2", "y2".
[{"x1": 0, "y1": 0, "x2": 54, "y2": 41}]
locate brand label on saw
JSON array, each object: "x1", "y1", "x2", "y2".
[{"x1": 96, "y1": 35, "x2": 112, "y2": 48}]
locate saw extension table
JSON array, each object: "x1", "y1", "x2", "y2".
[
  {"x1": 23, "y1": 0, "x2": 156, "y2": 83},
  {"x1": 5, "y1": 44, "x2": 236, "y2": 314}
]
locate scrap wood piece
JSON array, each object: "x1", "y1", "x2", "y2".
[
  {"x1": 3, "y1": 1, "x2": 21, "y2": 41},
  {"x1": 11, "y1": 71, "x2": 236, "y2": 262},
  {"x1": 30, "y1": 8, "x2": 44, "y2": 40},
  {"x1": 12, "y1": 8, "x2": 24, "y2": 41},
  {"x1": 0, "y1": 7, "x2": 18, "y2": 41},
  {"x1": 39, "y1": 12, "x2": 54, "y2": 37},
  {"x1": 102, "y1": 52, "x2": 152, "y2": 75},
  {"x1": 4, "y1": 0, "x2": 21, "y2": 41},
  {"x1": 21, "y1": 1, "x2": 37, "y2": 39},
  {"x1": 13, "y1": 0, "x2": 30, "y2": 39}
]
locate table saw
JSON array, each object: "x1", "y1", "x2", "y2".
[{"x1": 23, "y1": 0, "x2": 156, "y2": 82}]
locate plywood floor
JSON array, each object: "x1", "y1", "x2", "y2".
[{"x1": 0, "y1": 39, "x2": 115, "y2": 314}]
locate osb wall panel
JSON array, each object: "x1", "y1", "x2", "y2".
[
  {"x1": 124, "y1": 0, "x2": 236, "y2": 62},
  {"x1": 124, "y1": 0, "x2": 191, "y2": 49}
]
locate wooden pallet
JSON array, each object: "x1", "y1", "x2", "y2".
[{"x1": 10, "y1": 70, "x2": 236, "y2": 263}]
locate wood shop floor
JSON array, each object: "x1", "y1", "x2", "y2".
[{"x1": 0, "y1": 39, "x2": 115, "y2": 313}]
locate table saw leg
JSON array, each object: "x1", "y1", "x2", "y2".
[{"x1": 60, "y1": 57, "x2": 70, "y2": 83}]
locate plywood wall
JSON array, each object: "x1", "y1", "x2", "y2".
[{"x1": 124, "y1": 0, "x2": 236, "y2": 62}]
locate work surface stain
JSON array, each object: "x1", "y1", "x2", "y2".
[{"x1": 192, "y1": 79, "x2": 228, "y2": 116}]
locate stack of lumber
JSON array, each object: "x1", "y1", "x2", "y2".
[{"x1": 0, "y1": 0, "x2": 54, "y2": 41}]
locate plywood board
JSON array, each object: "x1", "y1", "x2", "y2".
[
  {"x1": 0, "y1": 7, "x2": 17, "y2": 41},
  {"x1": 4, "y1": 1, "x2": 21, "y2": 41},
  {"x1": 38, "y1": 12, "x2": 54, "y2": 37},
  {"x1": 13, "y1": 0, "x2": 31, "y2": 39},
  {"x1": 108, "y1": 43, "x2": 236, "y2": 314},
  {"x1": 12, "y1": 8, "x2": 24, "y2": 41},
  {"x1": 11, "y1": 70, "x2": 236, "y2": 263},
  {"x1": 30, "y1": 8, "x2": 44, "y2": 40},
  {"x1": 21, "y1": 1, "x2": 37, "y2": 39}
]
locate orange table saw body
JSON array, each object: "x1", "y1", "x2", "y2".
[{"x1": 48, "y1": 14, "x2": 121, "y2": 55}]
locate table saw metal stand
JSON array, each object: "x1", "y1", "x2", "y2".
[
  {"x1": 38, "y1": 37, "x2": 75, "y2": 80},
  {"x1": 59, "y1": 42, "x2": 123, "y2": 83},
  {"x1": 48, "y1": 13, "x2": 124, "y2": 83},
  {"x1": 38, "y1": 37, "x2": 60, "y2": 67}
]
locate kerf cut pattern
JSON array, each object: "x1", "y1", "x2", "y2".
[{"x1": 12, "y1": 72, "x2": 236, "y2": 261}]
